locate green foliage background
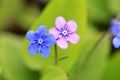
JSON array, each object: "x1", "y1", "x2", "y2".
[{"x1": 0, "y1": 0, "x2": 120, "y2": 80}]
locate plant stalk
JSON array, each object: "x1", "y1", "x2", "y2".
[
  {"x1": 54, "y1": 44, "x2": 58, "y2": 65},
  {"x1": 76, "y1": 30, "x2": 109, "y2": 80}
]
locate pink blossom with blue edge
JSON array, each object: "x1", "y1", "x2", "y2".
[{"x1": 49, "y1": 16, "x2": 80, "y2": 49}]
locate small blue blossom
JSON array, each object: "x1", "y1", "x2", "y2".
[
  {"x1": 26, "y1": 25, "x2": 56, "y2": 58},
  {"x1": 110, "y1": 19, "x2": 120, "y2": 37},
  {"x1": 110, "y1": 14, "x2": 120, "y2": 48},
  {"x1": 112, "y1": 37, "x2": 120, "y2": 48}
]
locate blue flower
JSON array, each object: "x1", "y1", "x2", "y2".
[
  {"x1": 112, "y1": 37, "x2": 120, "y2": 48},
  {"x1": 26, "y1": 25, "x2": 56, "y2": 58},
  {"x1": 110, "y1": 19, "x2": 120, "y2": 37},
  {"x1": 110, "y1": 15, "x2": 120, "y2": 48}
]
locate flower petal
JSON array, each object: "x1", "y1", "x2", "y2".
[
  {"x1": 28, "y1": 43, "x2": 39, "y2": 55},
  {"x1": 40, "y1": 45, "x2": 50, "y2": 58},
  {"x1": 26, "y1": 31, "x2": 37, "y2": 41},
  {"x1": 112, "y1": 37, "x2": 120, "y2": 48},
  {"x1": 44, "y1": 34, "x2": 56, "y2": 46},
  {"x1": 55, "y1": 16, "x2": 66, "y2": 30},
  {"x1": 110, "y1": 24, "x2": 120, "y2": 37},
  {"x1": 67, "y1": 33, "x2": 80, "y2": 44},
  {"x1": 57, "y1": 37, "x2": 68, "y2": 49},
  {"x1": 67, "y1": 20, "x2": 78, "y2": 32},
  {"x1": 36, "y1": 25, "x2": 47, "y2": 35},
  {"x1": 49, "y1": 28, "x2": 60, "y2": 39}
]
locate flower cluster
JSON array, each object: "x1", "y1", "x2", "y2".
[
  {"x1": 26, "y1": 16, "x2": 80, "y2": 58},
  {"x1": 110, "y1": 15, "x2": 120, "y2": 48}
]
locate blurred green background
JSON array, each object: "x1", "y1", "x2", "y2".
[{"x1": 0, "y1": 0, "x2": 120, "y2": 80}]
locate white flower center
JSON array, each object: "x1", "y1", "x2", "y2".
[
  {"x1": 38, "y1": 39, "x2": 43, "y2": 44},
  {"x1": 62, "y1": 30, "x2": 68, "y2": 36}
]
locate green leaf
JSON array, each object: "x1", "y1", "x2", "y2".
[
  {"x1": 41, "y1": 66, "x2": 67, "y2": 80},
  {"x1": 0, "y1": 66, "x2": 4, "y2": 80},
  {"x1": 108, "y1": 0, "x2": 120, "y2": 15},
  {"x1": 22, "y1": 0, "x2": 86, "y2": 72},
  {"x1": 0, "y1": 33, "x2": 39, "y2": 80},
  {"x1": 87, "y1": 0, "x2": 110, "y2": 22},
  {"x1": 17, "y1": 6, "x2": 40, "y2": 28},
  {"x1": 68, "y1": 25, "x2": 110, "y2": 80},
  {"x1": 0, "y1": 75, "x2": 4, "y2": 80},
  {"x1": 0, "y1": 0, "x2": 24, "y2": 30},
  {"x1": 102, "y1": 51, "x2": 120, "y2": 80}
]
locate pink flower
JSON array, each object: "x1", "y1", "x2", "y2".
[{"x1": 49, "y1": 16, "x2": 80, "y2": 49}]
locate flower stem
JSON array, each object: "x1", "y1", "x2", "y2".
[
  {"x1": 54, "y1": 44, "x2": 58, "y2": 65},
  {"x1": 76, "y1": 30, "x2": 109, "y2": 80},
  {"x1": 59, "y1": 56, "x2": 68, "y2": 61}
]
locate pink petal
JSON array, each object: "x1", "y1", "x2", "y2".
[
  {"x1": 49, "y1": 28, "x2": 60, "y2": 39},
  {"x1": 55, "y1": 16, "x2": 66, "y2": 30},
  {"x1": 57, "y1": 37, "x2": 68, "y2": 49},
  {"x1": 67, "y1": 33, "x2": 80, "y2": 44},
  {"x1": 67, "y1": 20, "x2": 77, "y2": 32}
]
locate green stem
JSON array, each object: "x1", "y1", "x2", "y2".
[
  {"x1": 54, "y1": 44, "x2": 58, "y2": 65},
  {"x1": 59, "y1": 56, "x2": 68, "y2": 61},
  {"x1": 76, "y1": 30, "x2": 109, "y2": 80}
]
